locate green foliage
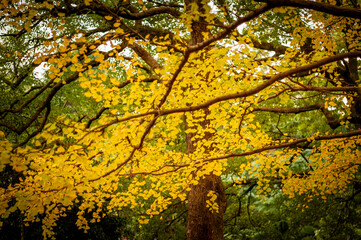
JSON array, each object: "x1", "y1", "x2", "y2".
[{"x1": 223, "y1": 185, "x2": 361, "y2": 240}]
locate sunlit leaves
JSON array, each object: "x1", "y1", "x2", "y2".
[
  {"x1": 283, "y1": 137, "x2": 361, "y2": 199},
  {"x1": 0, "y1": 0, "x2": 360, "y2": 238}
]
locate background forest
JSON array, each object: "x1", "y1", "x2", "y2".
[{"x1": 0, "y1": 0, "x2": 361, "y2": 239}]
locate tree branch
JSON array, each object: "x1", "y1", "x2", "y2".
[
  {"x1": 256, "y1": 0, "x2": 361, "y2": 19},
  {"x1": 188, "y1": 4, "x2": 272, "y2": 52},
  {"x1": 117, "y1": 6, "x2": 181, "y2": 20},
  {"x1": 91, "y1": 51, "x2": 361, "y2": 131},
  {"x1": 201, "y1": 129, "x2": 361, "y2": 163},
  {"x1": 129, "y1": 43, "x2": 161, "y2": 70},
  {"x1": 253, "y1": 104, "x2": 321, "y2": 113},
  {"x1": 85, "y1": 107, "x2": 108, "y2": 128}
]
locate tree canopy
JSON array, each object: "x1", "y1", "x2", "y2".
[{"x1": 0, "y1": 0, "x2": 360, "y2": 239}]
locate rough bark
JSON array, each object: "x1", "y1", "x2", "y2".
[{"x1": 187, "y1": 173, "x2": 227, "y2": 240}]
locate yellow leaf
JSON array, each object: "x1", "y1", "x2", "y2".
[
  {"x1": 57, "y1": 146, "x2": 65, "y2": 153},
  {"x1": 34, "y1": 58, "x2": 42, "y2": 65},
  {"x1": 128, "y1": 38, "x2": 135, "y2": 45},
  {"x1": 105, "y1": 16, "x2": 113, "y2": 20},
  {"x1": 84, "y1": 92, "x2": 92, "y2": 97},
  {"x1": 115, "y1": 28, "x2": 124, "y2": 34},
  {"x1": 35, "y1": 140, "x2": 41, "y2": 147},
  {"x1": 49, "y1": 73, "x2": 56, "y2": 79}
]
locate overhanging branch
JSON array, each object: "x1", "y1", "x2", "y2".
[
  {"x1": 253, "y1": 104, "x2": 321, "y2": 113},
  {"x1": 89, "y1": 51, "x2": 361, "y2": 132},
  {"x1": 256, "y1": 0, "x2": 361, "y2": 19}
]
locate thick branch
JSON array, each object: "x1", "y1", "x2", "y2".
[
  {"x1": 249, "y1": 37, "x2": 288, "y2": 55},
  {"x1": 288, "y1": 86, "x2": 360, "y2": 92},
  {"x1": 257, "y1": 0, "x2": 361, "y2": 19},
  {"x1": 117, "y1": 6, "x2": 181, "y2": 20},
  {"x1": 130, "y1": 43, "x2": 161, "y2": 70},
  {"x1": 253, "y1": 104, "x2": 343, "y2": 129},
  {"x1": 202, "y1": 129, "x2": 361, "y2": 163},
  {"x1": 253, "y1": 104, "x2": 321, "y2": 113},
  {"x1": 52, "y1": 3, "x2": 181, "y2": 20}
]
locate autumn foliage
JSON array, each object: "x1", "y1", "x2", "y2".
[{"x1": 0, "y1": 0, "x2": 360, "y2": 239}]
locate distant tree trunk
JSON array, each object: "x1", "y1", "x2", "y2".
[{"x1": 184, "y1": 1, "x2": 227, "y2": 239}]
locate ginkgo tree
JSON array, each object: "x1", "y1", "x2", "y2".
[{"x1": 0, "y1": 0, "x2": 361, "y2": 239}]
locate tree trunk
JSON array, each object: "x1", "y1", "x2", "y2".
[
  {"x1": 184, "y1": 1, "x2": 227, "y2": 238},
  {"x1": 185, "y1": 108, "x2": 227, "y2": 240},
  {"x1": 186, "y1": 174, "x2": 226, "y2": 240}
]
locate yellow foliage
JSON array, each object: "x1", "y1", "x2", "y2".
[{"x1": 0, "y1": 0, "x2": 361, "y2": 238}]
